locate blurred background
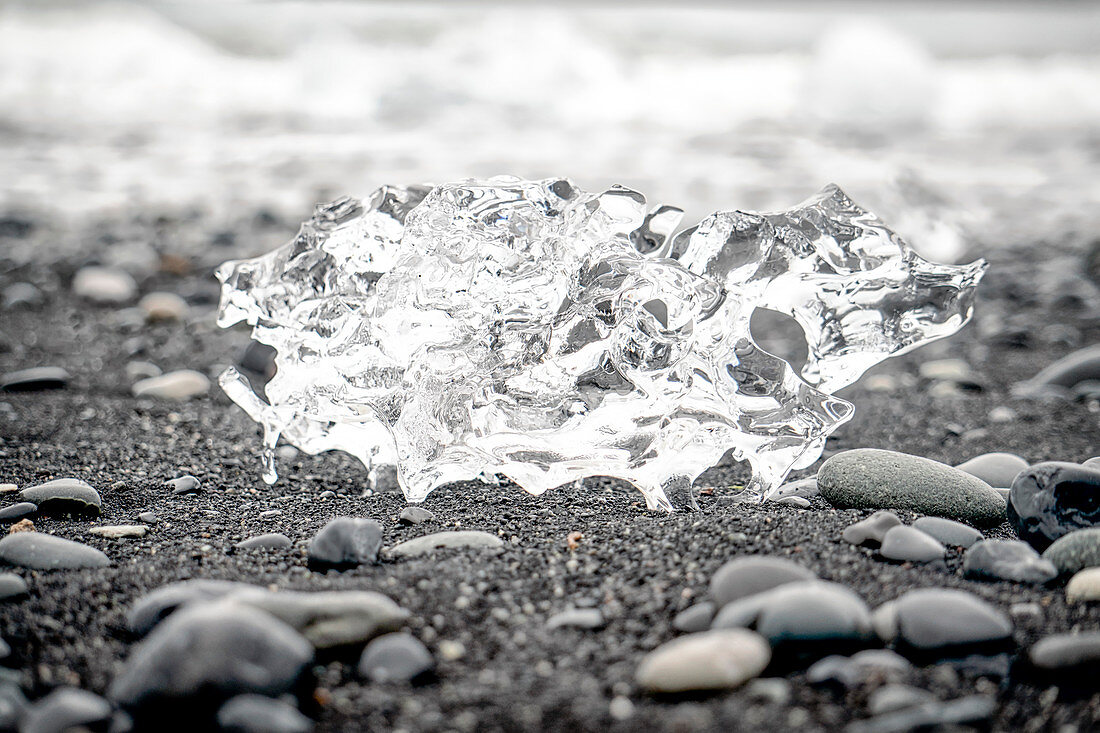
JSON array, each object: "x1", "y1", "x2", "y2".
[{"x1": 0, "y1": 0, "x2": 1098, "y2": 269}]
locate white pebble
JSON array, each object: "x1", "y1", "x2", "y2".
[
  {"x1": 72, "y1": 267, "x2": 137, "y2": 304},
  {"x1": 132, "y1": 370, "x2": 210, "y2": 400}
]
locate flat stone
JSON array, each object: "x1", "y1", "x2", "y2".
[
  {"x1": 388, "y1": 530, "x2": 503, "y2": 559},
  {"x1": 963, "y1": 540, "x2": 1057, "y2": 583},
  {"x1": 138, "y1": 292, "x2": 188, "y2": 322},
  {"x1": 806, "y1": 649, "x2": 911, "y2": 689},
  {"x1": 867, "y1": 684, "x2": 937, "y2": 715},
  {"x1": 138, "y1": 512, "x2": 157, "y2": 524},
  {"x1": 0, "y1": 367, "x2": 69, "y2": 392},
  {"x1": 847, "y1": 695, "x2": 995, "y2": 733},
  {"x1": 911, "y1": 516, "x2": 982, "y2": 548},
  {"x1": 1009, "y1": 462, "x2": 1100, "y2": 550},
  {"x1": 842, "y1": 511, "x2": 902, "y2": 547},
  {"x1": 132, "y1": 370, "x2": 210, "y2": 400},
  {"x1": 818, "y1": 449, "x2": 1005, "y2": 528},
  {"x1": 0, "y1": 504, "x2": 36, "y2": 523},
  {"x1": 234, "y1": 533, "x2": 292, "y2": 551},
  {"x1": 398, "y1": 506, "x2": 434, "y2": 525},
  {"x1": 954, "y1": 452, "x2": 1028, "y2": 488},
  {"x1": 672, "y1": 602, "x2": 715, "y2": 633},
  {"x1": 20, "y1": 478, "x2": 101, "y2": 515},
  {"x1": 165, "y1": 475, "x2": 201, "y2": 495},
  {"x1": 546, "y1": 608, "x2": 604, "y2": 630},
  {"x1": 0, "y1": 533, "x2": 109, "y2": 570},
  {"x1": 109, "y1": 601, "x2": 312, "y2": 709},
  {"x1": 880, "y1": 526, "x2": 945, "y2": 563},
  {"x1": 308, "y1": 518, "x2": 383, "y2": 567},
  {"x1": 775, "y1": 496, "x2": 811, "y2": 509},
  {"x1": 88, "y1": 525, "x2": 148, "y2": 539},
  {"x1": 230, "y1": 589, "x2": 409, "y2": 649},
  {"x1": 0, "y1": 573, "x2": 28, "y2": 601},
  {"x1": 1065, "y1": 567, "x2": 1100, "y2": 603},
  {"x1": 1028, "y1": 631, "x2": 1100, "y2": 672},
  {"x1": 712, "y1": 581, "x2": 875, "y2": 649},
  {"x1": 358, "y1": 632, "x2": 434, "y2": 683},
  {"x1": 768, "y1": 477, "x2": 819, "y2": 501},
  {"x1": 872, "y1": 588, "x2": 1012, "y2": 654},
  {"x1": 217, "y1": 695, "x2": 313, "y2": 733},
  {"x1": 72, "y1": 266, "x2": 137, "y2": 304},
  {"x1": 20, "y1": 687, "x2": 113, "y2": 733},
  {"x1": 1041, "y1": 527, "x2": 1100, "y2": 575},
  {"x1": 635, "y1": 629, "x2": 771, "y2": 693},
  {"x1": 708, "y1": 556, "x2": 816, "y2": 608}
]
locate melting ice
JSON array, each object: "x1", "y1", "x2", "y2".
[{"x1": 216, "y1": 177, "x2": 985, "y2": 510}]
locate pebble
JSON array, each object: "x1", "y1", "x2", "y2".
[
  {"x1": 1065, "y1": 567, "x2": 1100, "y2": 603},
  {"x1": 398, "y1": 506, "x2": 434, "y2": 525},
  {"x1": 127, "y1": 579, "x2": 250, "y2": 635},
  {"x1": 232, "y1": 589, "x2": 409, "y2": 649},
  {"x1": 1019, "y1": 344, "x2": 1100, "y2": 393},
  {"x1": 879, "y1": 526, "x2": 945, "y2": 563},
  {"x1": 388, "y1": 530, "x2": 503, "y2": 559},
  {"x1": 358, "y1": 632, "x2": 434, "y2": 683},
  {"x1": 19, "y1": 687, "x2": 113, "y2": 733},
  {"x1": 138, "y1": 512, "x2": 157, "y2": 524},
  {"x1": 165, "y1": 475, "x2": 201, "y2": 495},
  {"x1": 546, "y1": 608, "x2": 604, "y2": 630},
  {"x1": 872, "y1": 588, "x2": 1012, "y2": 654},
  {"x1": 138, "y1": 292, "x2": 188, "y2": 322},
  {"x1": 768, "y1": 477, "x2": 819, "y2": 501},
  {"x1": 0, "y1": 503, "x2": 35, "y2": 523},
  {"x1": 8, "y1": 520, "x2": 34, "y2": 534},
  {"x1": 842, "y1": 511, "x2": 902, "y2": 547},
  {"x1": 712, "y1": 581, "x2": 874, "y2": 648},
  {"x1": 911, "y1": 516, "x2": 982, "y2": 548},
  {"x1": 866, "y1": 684, "x2": 937, "y2": 715},
  {"x1": 0, "y1": 367, "x2": 69, "y2": 392},
  {"x1": 919, "y1": 358, "x2": 977, "y2": 385},
  {"x1": 805, "y1": 649, "x2": 911, "y2": 689},
  {"x1": 72, "y1": 266, "x2": 137, "y2": 304},
  {"x1": 1008, "y1": 462, "x2": 1100, "y2": 550},
  {"x1": 963, "y1": 539, "x2": 1057, "y2": 583},
  {"x1": 847, "y1": 695, "x2": 995, "y2": 733},
  {"x1": 818, "y1": 449, "x2": 1005, "y2": 528},
  {"x1": 0, "y1": 486, "x2": 14, "y2": 494},
  {"x1": 1010, "y1": 602, "x2": 1043, "y2": 625},
  {"x1": 954, "y1": 452, "x2": 1028, "y2": 488},
  {"x1": 308, "y1": 518, "x2": 383, "y2": 567},
  {"x1": 775, "y1": 496, "x2": 811, "y2": 509},
  {"x1": 235, "y1": 533, "x2": 292, "y2": 551},
  {"x1": 743, "y1": 677, "x2": 791, "y2": 705},
  {"x1": 635, "y1": 629, "x2": 771, "y2": 693},
  {"x1": 0, "y1": 532, "x2": 109, "y2": 570},
  {"x1": 109, "y1": 601, "x2": 313, "y2": 709},
  {"x1": 125, "y1": 361, "x2": 162, "y2": 382},
  {"x1": 20, "y1": 478, "x2": 101, "y2": 516},
  {"x1": 708, "y1": 556, "x2": 816, "y2": 608},
  {"x1": 217, "y1": 694, "x2": 313, "y2": 733},
  {"x1": 988, "y1": 405, "x2": 1016, "y2": 423},
  {"x1": 1, "y1": 282, "x2": 44, "y2": 310},
  {"x1": 672, "y1": 602, "x2": 715, "y2": 633},
  {"x1": 0, "y1": 573, "x2": 28, "y2": 601},
  {"x1": 132, "y1": 370, "x2": 210, "y2": 400},
  {"x1": 88, "y1": 524, "x2": 148, "y2": 539},
  {"x1": 1028, "y1": 631, "x2": 1100, "y2": 673},
  {"x1": 1041, "y1": 527, "x2": 1100, "y2": 575},
  {"x1": 0, "y1": 681, "x2": 28, "y2": 732},
  {"x1": 608, "y1": 696, "x2": 635, "y2": 720}
]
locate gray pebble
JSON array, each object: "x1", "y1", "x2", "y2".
[
  {"x1": 308, "y1": 518, "x2": 383, "y2": 567},
  {"x1": 0, "y1": 573, "x2": 27, "y2": 602},
  {"x1": 866, "y1": 684, "x2": 937, "y2": 715},
  {"x1": 20, "y1": 687, "x2": 113, "y2": 733},
  {"x1": 127, "y1": 579, "x2": 248, "y2": 635},
  {"x1": 879, "y1": 526, "x2": 945, "y2": 563},
  {"x1": 165, "y1": 475, "x2": 201, "y2": 495},
  {"x1": 235, "y1": 533, "x2": 292, "y2": 551},
  {"x1": 963, "y1": 540, "x2": 1057, "y2": 583},
  {"x1": 1028, "y1": 631, "x2": 1100, "y2": 672},
  {"x1": 847, "y1": 695, "x2": 995, "y2": 733},
  {"x1": 398, "y1": 506, "x2": 434, "y2": 526},
  {"x1": 775, "y1": 496, "x2": 811, "y2": 509},
  {"x1": 0, "y1": 532, "x2": 109, "y2": 570},
  {"x1": 872, "y1": 588, "x2": 1012, "y2": 653},
  {"x1": 20, "y1": 478, "x2": 101, "y2": 516},
  {"x1": 235, "y1": 589, "x2": 409, "y2": 649},
  {"x1": 1041, "y1": 527, "x2": 1100, "y2": 575},
  {"x1": 0, "y1": 503, "x2": 36, "y2": 523},
  {"x1": 138, "y1": 512, "x2": 157, "y2": 524},
  {"x1": 358, "y1": 632, "x2": 434, "y2": 683},
  {"x1": 0, "y1": 367, "x2": 69, "y2": 392},
  {"x1": 217, "y1": 694, "x2": 313, "y2": 733},
  {"x1": 911, "y1": 516, "x2": 982, "y2": 548},
  {"x1": 546, "y1": 608, "x2": 604, "y2": 630},
  {"x1": 768, "y1": 477, "x2": 819, "y2": 501},
  {"x1": 713, "y1": 580, "x2": 874, "y2": 648},
  {"x1": 954, "y1": 452, "x2": 1028, "y2": 488},
  {"x1": 672, "y1": 602, "x2": 715, "y2": 633},
  {"x1": 842, "y1": 511, "x2": 902, "y2": 547},
  {"x1": 2, "y1": 282, "x2": 44, "y2": 310},
  {"x1": 132, "y1": 370, "x2": 210, "y2": 400},
  {"x1": 388, "y1": 531, "x2": 503, "y2": 559},
  {"x1": 708, "y1": 556, "x2": 816, "y2": 608},
  {"x1": 806, "y1": 649, "x2": 911, "y2": 689}
]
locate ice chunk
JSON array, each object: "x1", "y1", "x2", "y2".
[{"x1": 216, "y1": 176, "x2": 985, "y2": 509}]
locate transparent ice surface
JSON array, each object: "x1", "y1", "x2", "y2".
[{"x1": 216, "y1": 177, "x2": 985, "y2": 510}]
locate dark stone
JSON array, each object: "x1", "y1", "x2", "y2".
[
  {"x1": 0, "y1": 533, "x2": 109, "y2": 570},
  {"x1": 20, "y1": 479, "x2": 101, "y2": 516},
  {"x1": 1008, "y1": 461, "x2": 1100, "y2": 550},
  {"x1": 20, "y1": 687, "x2": 113, "y2": 733},
  {"x1": 0, "y1": 367, "x2": 69, "y2": 392},
  {"x1": 873, "y1": 588, "x2": 1012, "y2": 656},
  {"x1": 239, "y1": 341, "x2": 277, "y2": 380},
  {"x1": 358, "y1": 632, "x2": 434, "y2": 683},
  {"x1": 307, "y1": 518, "x2": 383, "y2": 568},
  {"x1": 234, "y1": 533, "x2": 293, "y2": 551},
  {"x1": 0, "y1": 503, "x2": 36, "y2": 523},
  {"x1": 963, "y1": 539, "x2": 1057, "y2": 583},
  {"x1": 708, "y1": 556, "x2": 816, "y2": 608},
  {"x1": 216, "y1": 694, "x2": 313, "y2": 733}
]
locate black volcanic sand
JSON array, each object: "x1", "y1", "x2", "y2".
[{"x1": 1, "y1": 217, "x2": 1099, "y2": 731}]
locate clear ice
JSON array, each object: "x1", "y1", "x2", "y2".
[{"x1": 216, "y1": 177, "x2": 986, "y2": 510}]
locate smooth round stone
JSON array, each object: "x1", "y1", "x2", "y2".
[
  {"x1": 546, "y1": 608, "x2": 604, "y2": 630},
  {"x1": 398, "y1": 506, "x2": 434, "y2": 526},
  {"x1": 713, "y1": 581, "x2": 874, "y2": 648},
  {"x1": 138, "y1": 292, "x2": 188, "y2": 322},
  {"x1": 767, "y1": 477, "x2": 819, "y2": 502},
  {"x1": 308, "y1": 518, "x2": 383, "y2": 567},
  {"x1": 954, "y1": 452, "x2": 1028, "y2": 488},
  {"x1": 388, "y1": 530, "x2": 503, "y2": 559},
  {"x1": 775, "y1": 496, "x2": 811, "y2": 509},
  {"x1": 72, "y1": 266, "x2": 137, "y2": 303},
  {"x1": 635, "y1": 629, "x2": 771, "y2": 693},
  {"x1": 125, "y1": 361, "x2": 162, "y2": 382},
  {"x1": 672, "y1": 602, "x2": 715, "y2": 633},
  {"x1": 235, "y1": 533, "x2": 292, "y2": 551},
  {"x1": 843, "y1": 511, "x2": 902, "y2": 547},
  {"x1": 806, "y1": 649, "x2": 911, "y2": 689},
  {"x1": 818, "y1": 449, "x2": 1006, "y2": 528},
  {"x1": 1023, "y1": 344, "x2": 1100, "y2": 391},
  {"x1": 872, "y1": 588, "x2": 1012, "y2": 653},
  {"x1": 1008, "y1": 462, "x2": 1100, "y2": 550},
  {"x1": 0, "y1": 503, "x2": 36, "y2": 523},
  {"x1": 963, "y1": 540, "x2": 1057, "y2": 583},
  {"x1": 132, "y1": 370, "x2": 211, "y2": 400},
  {"x1": 166, "y1": 475, "x2": 201, "y2": 495},
  {"x1": 20, "y1": 479, "x2": 101, "y2": 516},
  {"x1": 236, "y1": 590, "x2": 409, "y2": 649},
  {"x1": 911, "y1": 516, "x2": 982, "y2": 548},
  {"x1": 1041, "y1": 527, "x2": 1100, "y2": 575},
  {"x1": 127, "y1": 579, "x2": 248, "y2": 635},
  {"x1": 880, "y1": 526, "x2": 945, "y2": 563},
  {"x1": 138, "y1": 512, "x2": 158, "y2": 524},
  {"x1": 358, "y1": 632, "x2": 434, "y2": 683},
  {"x1": 217, "y1": 695, "x2": 312, "y2": 733},
  {"x1": 88, "y1": 525, "x2": 148, "y2": 539},
  {"x1": 0, "y1": 367, "x2": 69, "y2": 392},
  {"x1": 109, "y1": 601, "x2": 313, "y2": 709},
  {"x1": 1065, "y1": 567, "x2": 1100, "y2": 603},
  {"x1": 0, "y1": 573, "x2": 28, "y2": 601},
  {"x1": 0, "y1": 533, "x2": 109, "y2": 570},
  {"x1": 20, "y1": 687, "x2": 113, "y2": 733},
  {"x1": 867, "y1": 684, "x2": 937, "y2": 715},
  {"x1": 708, "y1": 556, "x2": 816, "y2": 608},
  {"x1": 1028, "y1": 631, "x2": 1100, "y2": 672}
]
